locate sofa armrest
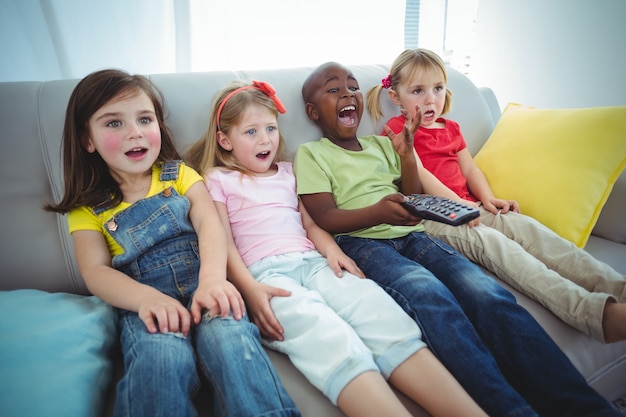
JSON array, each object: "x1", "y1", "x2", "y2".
[{"x1": 478, "y1": 86, "x2": 501, "y2": 125}]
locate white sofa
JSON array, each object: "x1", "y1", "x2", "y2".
[{"x1": 1, "y1": 64, "x2": 625, "y2": 417}]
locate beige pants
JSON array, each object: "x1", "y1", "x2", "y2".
[{"x1": 424, "y1": 207, "x2": 625, "y2": 342}]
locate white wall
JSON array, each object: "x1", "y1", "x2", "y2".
[{"x1": 470, "y1": 0, "x2": 626, "y2": 109}]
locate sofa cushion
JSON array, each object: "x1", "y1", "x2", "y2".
[
  {"x1": 0, "y1": 289, "x2": 117, "y2": 417},
  {"x1": 473, "y1": 103, "x2": 626, "y2": 248}
]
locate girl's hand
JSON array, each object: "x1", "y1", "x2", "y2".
[
  {"x1": 466, "y1": 217, "x2": 481, "y2": 228},
  {"x1": 243, "y1": 282, "x2": 291, "y2": 341},
  {"x1": 482, "y1": 198, "x2": 520, "y2": 215},
  {"x1": 190, "y1": 279, "x2": 246, "y2": 324},
  {"x1": 459, "y1": 199, "x2": 481, "y2": 227},
  {"x1": 137, "y1": 292, "x2": 192, "y2": 336},
  {"x1": 325, "y1": 250, "x2": 365, "y2": 278}
]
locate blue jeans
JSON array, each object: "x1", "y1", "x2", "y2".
[
  {"x1": 114, "y1": 236, "x2": 299, "y2": 417},
  {"x1": 104, "y1": 177, "x2": 299, "y2": 417},
  {"x1": 336, "y1": 232, "x2": 619, "y2": 417}
]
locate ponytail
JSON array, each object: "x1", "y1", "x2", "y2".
[{"x1": 366, "y1": 83, "x2": 387, "y2": 125}]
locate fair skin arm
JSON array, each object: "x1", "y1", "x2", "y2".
[
  {"x1": 416, "y1": 150, "x2": 474, "y2": 203},
  {"x1": 214, "y1": 202, "x2": 292, "y2": 341},
  {"x1": 457, "y1": 148, "x2": 520, "y2": 214},
  {"x1": 298, "y1": 200, "x2": 365, "y2": 279},
  {"x1": 213, "y1": 199, "x2": 364, "y2": 340},
  {"x1": 74, "y1": 181, "x2": 243, "y2": 337},
  {"x1": 185, "y1": 181, "x2": 246, "y2": 322},
  {"x1": 414, "y1": 149, "x2": 481, "y2": 227},
  {"x1": 74, "y1": 229, "x2": 193, "y2": 335}
]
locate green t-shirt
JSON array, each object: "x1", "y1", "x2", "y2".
[{"x1": 294, "y1": 135, "x2": 424, "y2": 239}]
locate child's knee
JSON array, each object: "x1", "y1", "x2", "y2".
[
  {"x1": 196, "y1": 314, "x2": 261, "y2": 353},
  {"x1": 132, "y1": 331, "x2": 196, "y2": 373}
]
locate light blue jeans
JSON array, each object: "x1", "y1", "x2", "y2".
[
  {"x1": 336, "y1": 231, "x2": 620, "y2": 417},
  {"x1": 104, "y1": 180, "x2": 299, "y2": 417}
]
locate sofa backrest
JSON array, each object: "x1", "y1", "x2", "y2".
[{"x1": 0, "y1": 65, "x2": 505, "y2": 294}]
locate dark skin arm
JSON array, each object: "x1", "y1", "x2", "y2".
[
  {"x1": 301, "y1": 108, "x2": 423, "y2": 234},
  {"x1": 386, "y1": 107, "x2": 423, "y2": 196},
  {"x1": 300, "y1": 191, "x2": 421, "y2": 234}
]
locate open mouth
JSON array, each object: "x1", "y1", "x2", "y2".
[
  {"x1": 256, "y1": 150, "x2": 271, "y2": 160},
  {"x1": 423, "y1": 109, "x2": 436, "y2": 119},
  {"x1": 338, "y1": 105, "x2": 357, "y2": 127},
  {"x1": 125, "y1": 147, "x2": 148, "y2": 158}
]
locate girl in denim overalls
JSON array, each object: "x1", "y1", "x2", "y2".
[{"x1": 45, "y1": 69, "x2": 300, "y2": 417}]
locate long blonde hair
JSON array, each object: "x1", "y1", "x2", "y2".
[
  {"x1": 366, "y1": 48, "x2": 453, "y2": 124},
  {"x1": 185, "y1": 80, "x2": 285, "y2": 177}
]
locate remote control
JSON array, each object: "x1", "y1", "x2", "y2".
[{"x1": 402, "y1": 194, "x2": 480, "y2": 226}]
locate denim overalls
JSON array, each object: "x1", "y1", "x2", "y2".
[{"x1": 97, "y1": 161, "x2": 299, "y2": 417}]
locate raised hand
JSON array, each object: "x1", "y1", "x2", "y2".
[{"x1": 384, "y1": 106, "x2": 422, "y2": 157}]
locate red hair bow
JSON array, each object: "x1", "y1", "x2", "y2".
[
  {"x1": 252, "y1": 80, "x2": 286, "y2": 114},
  {"x1": 216, "y1": 80, "x2": 286, "y2": 131}
]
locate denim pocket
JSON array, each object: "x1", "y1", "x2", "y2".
[{"x1": 128, "y1": 204, "x2": 182, "y2": 254}]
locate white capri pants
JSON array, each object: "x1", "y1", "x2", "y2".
[{"x1": 248, "y1": 250, "x2": 425, "y2": 404}]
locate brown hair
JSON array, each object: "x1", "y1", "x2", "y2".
[
  {"x1": 366, "y1": 48, "x2": 453, "y2": 124},
  {"x1": 44, "y1": 69, "x2": 180, "y2": 213}
]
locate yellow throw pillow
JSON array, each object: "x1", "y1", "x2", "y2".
[{"x1": 474, "y1": 103, "x2": 626, "y2": 248}]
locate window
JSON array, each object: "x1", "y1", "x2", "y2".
[
  {"x1": 410, "y1": 0, "x2": 479, "y2": 77},
  {"x1": 0, "y1": 0, "x2": 476, "y2": 82}
]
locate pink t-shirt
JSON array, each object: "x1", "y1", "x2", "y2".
[
  {"x1": 207, "y1": 161, "x2": 315, "y2": 267},
  {"x1": 386, "y1": 116, "x2": 477, "y2": 202}
]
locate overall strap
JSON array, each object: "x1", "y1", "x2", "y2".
[{"x1": 160, "y1": 160, "x2": 183, "y2": 182}]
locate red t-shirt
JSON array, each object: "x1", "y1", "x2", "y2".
[{"x1": 385, "y1": 116, "x2": 477, "y2": 202}]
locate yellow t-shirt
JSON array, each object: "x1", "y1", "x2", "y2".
[{"x1": 67, "y1": 163, "x2": 202, "y2": 257}]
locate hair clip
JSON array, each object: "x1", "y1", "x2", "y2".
[{"x1": 382, "y1": 74, "x2": 392, "y2": 89}]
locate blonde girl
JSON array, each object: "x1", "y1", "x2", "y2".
[{"x1": 367, "y1": 48, "x2": 626, "y2": 344}]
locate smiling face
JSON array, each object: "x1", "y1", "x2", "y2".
[
  {"x1": 86, "y1": 90, "x2": 161, "y2": 183},
  {"x1": 304, "y1": 63, "x2": 363, "y2": 150},
  {"x1": 389, "y1": 66, "x2": 447, "y2": 128},
  {"x1": 217, "y1": 103, "x2": 280, "y2": 176}
]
